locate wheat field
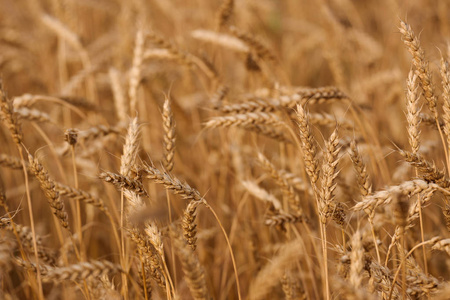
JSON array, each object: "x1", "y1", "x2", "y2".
[{"x1": 1, "y1": 0, "x2": 450, "y2": 299}]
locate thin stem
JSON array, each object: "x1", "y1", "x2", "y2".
[
  {"x1": 203, "y1": 201, "x2": 242, "y2": 300},
  {"x1": 18, "y1": 146, "x2": 44, "y2": 300}
]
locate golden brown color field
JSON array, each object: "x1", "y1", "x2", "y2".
[{"x1": 1, "y1": 0, "x2": 450, "y2": 299}]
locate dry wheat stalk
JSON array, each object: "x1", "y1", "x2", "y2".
[
  {"x1": 172, "y1": 227, "x2": 210, "y2": 300},
  {"x1": 400, "y1": 20, "x2": 438, "y2": 116},
  {"x1": 162, "y1": 97, "x2": 176, "y2": 172},
  {"x1": 28, "y1": 154, "x2": 69, "y2": 229},
  {"x1": 99, "y1": 172, "x2": 148, "y2": 197}
]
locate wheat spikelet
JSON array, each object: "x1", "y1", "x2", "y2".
[
  {"x1": 13, "y1": 108, "x2": 52, "y2": 123},
  {"x1": 229, "y1": 26, "x2": 276, "y2": 62},
  {"x1": 216, "y1": 0, "x2": 234, "y2": 30},
  {"x1": 349, "y1": 231, "x2": 364, "y2": 289},
  {"x1": 99, "y1": 172, "x2": 148, "y2": 197},
  {"x1": 42, "y1": 260, "x2": 123, "y2": 283},
  {"x1": 297, "y1": 105, "x2": 320, "y2": 185},
  {"x1": 400, "y1": 20, "x2": 438, "y2": 115},
  {"x1": 242, "y1": 123, "x2": 292, "y2": 143},
  {"x1": 431, "y1": 238, "x2": 450, "y2": 256},
  {"x1": 0, "y1": 154, "x2": 31, "y2": 173},
  {"x1": 162, "y1": 97, "x2": 176, "y2": 172},
  {"x1": 182, "y1": 200, "x2": 201, "y2": 251},
  {"x1": 0, "y1": 81, "x2": 22, "y2": 144},
  {"x1": 349, "y1": 140, "x2": 372, "y2": 197},
  {"x1": 144, "y1": 222, "x2": 164, "y2": 258},
  {"x1": 54, "y1": 182, "x2": 108, "y2": 214},
  {"x1": 264, "y1": 212, "x2": 304, "y2": 227},
  {"x1": 120, "y1": 117, "x2": 139, "y2": 177},
  {"x1": 257, "y1": 152, "x2": 301, "y2": 213},
  {"x1": 128, "y1": 228, "x2": 166, "y2": 288},
  {"x1": 405, "y1": 70, "x2": 421, "y2": 154},
  {"x1": 172, "y1": 227, "x2": 210, "y2": 300},
  {"x1": 419, "y1": 113, "x2": 443, "y2": 130},
  {"x1": 320, "y1": 128, "x2": 342, "y2": 224},
  {"x1": 219, "y1": 86, "x2": 348, "y2": 114},
  {"x1": 248, "y1": 239, "x2": 302, "y2": 300},
  {"x1": 309, "y1": 112, "x2": 355, "y2": 130},
  {"x1": 1, "y1": 220, "x2": 56, "y2": 265},
  {"x1": 205, "y1": 111, "x2": 283, "y2": 129},
  {"x1": 241, "y1": 180, "x2": 283, "y2": 211},
  {"x1": 142, "y1": 165, "x2": 203, "y2": 202},
  {"x1": 353, "y1": 179, "x2": 446, "y2": 213},
  {"x1": 129, "y1": 28, "x2": 144, "y2": 115},
  {"x1": 191, "y1": 30, "x2": 248, "y2": 53},
  {"x1": 77, "y1": 122, "x2": 127, "y2": 144},
  {"x1": 399, "y1": 149, "x2": 450, "y2": 188},
  {"x1": 109, "y1": 68, "x2": 127, "y2": 122},
  {"x1": 441, "y1": 56, "x2": 450, "y2": 149},
  {"x1": 28, "y1": 154, "x2": 69, "y2": 230}
]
